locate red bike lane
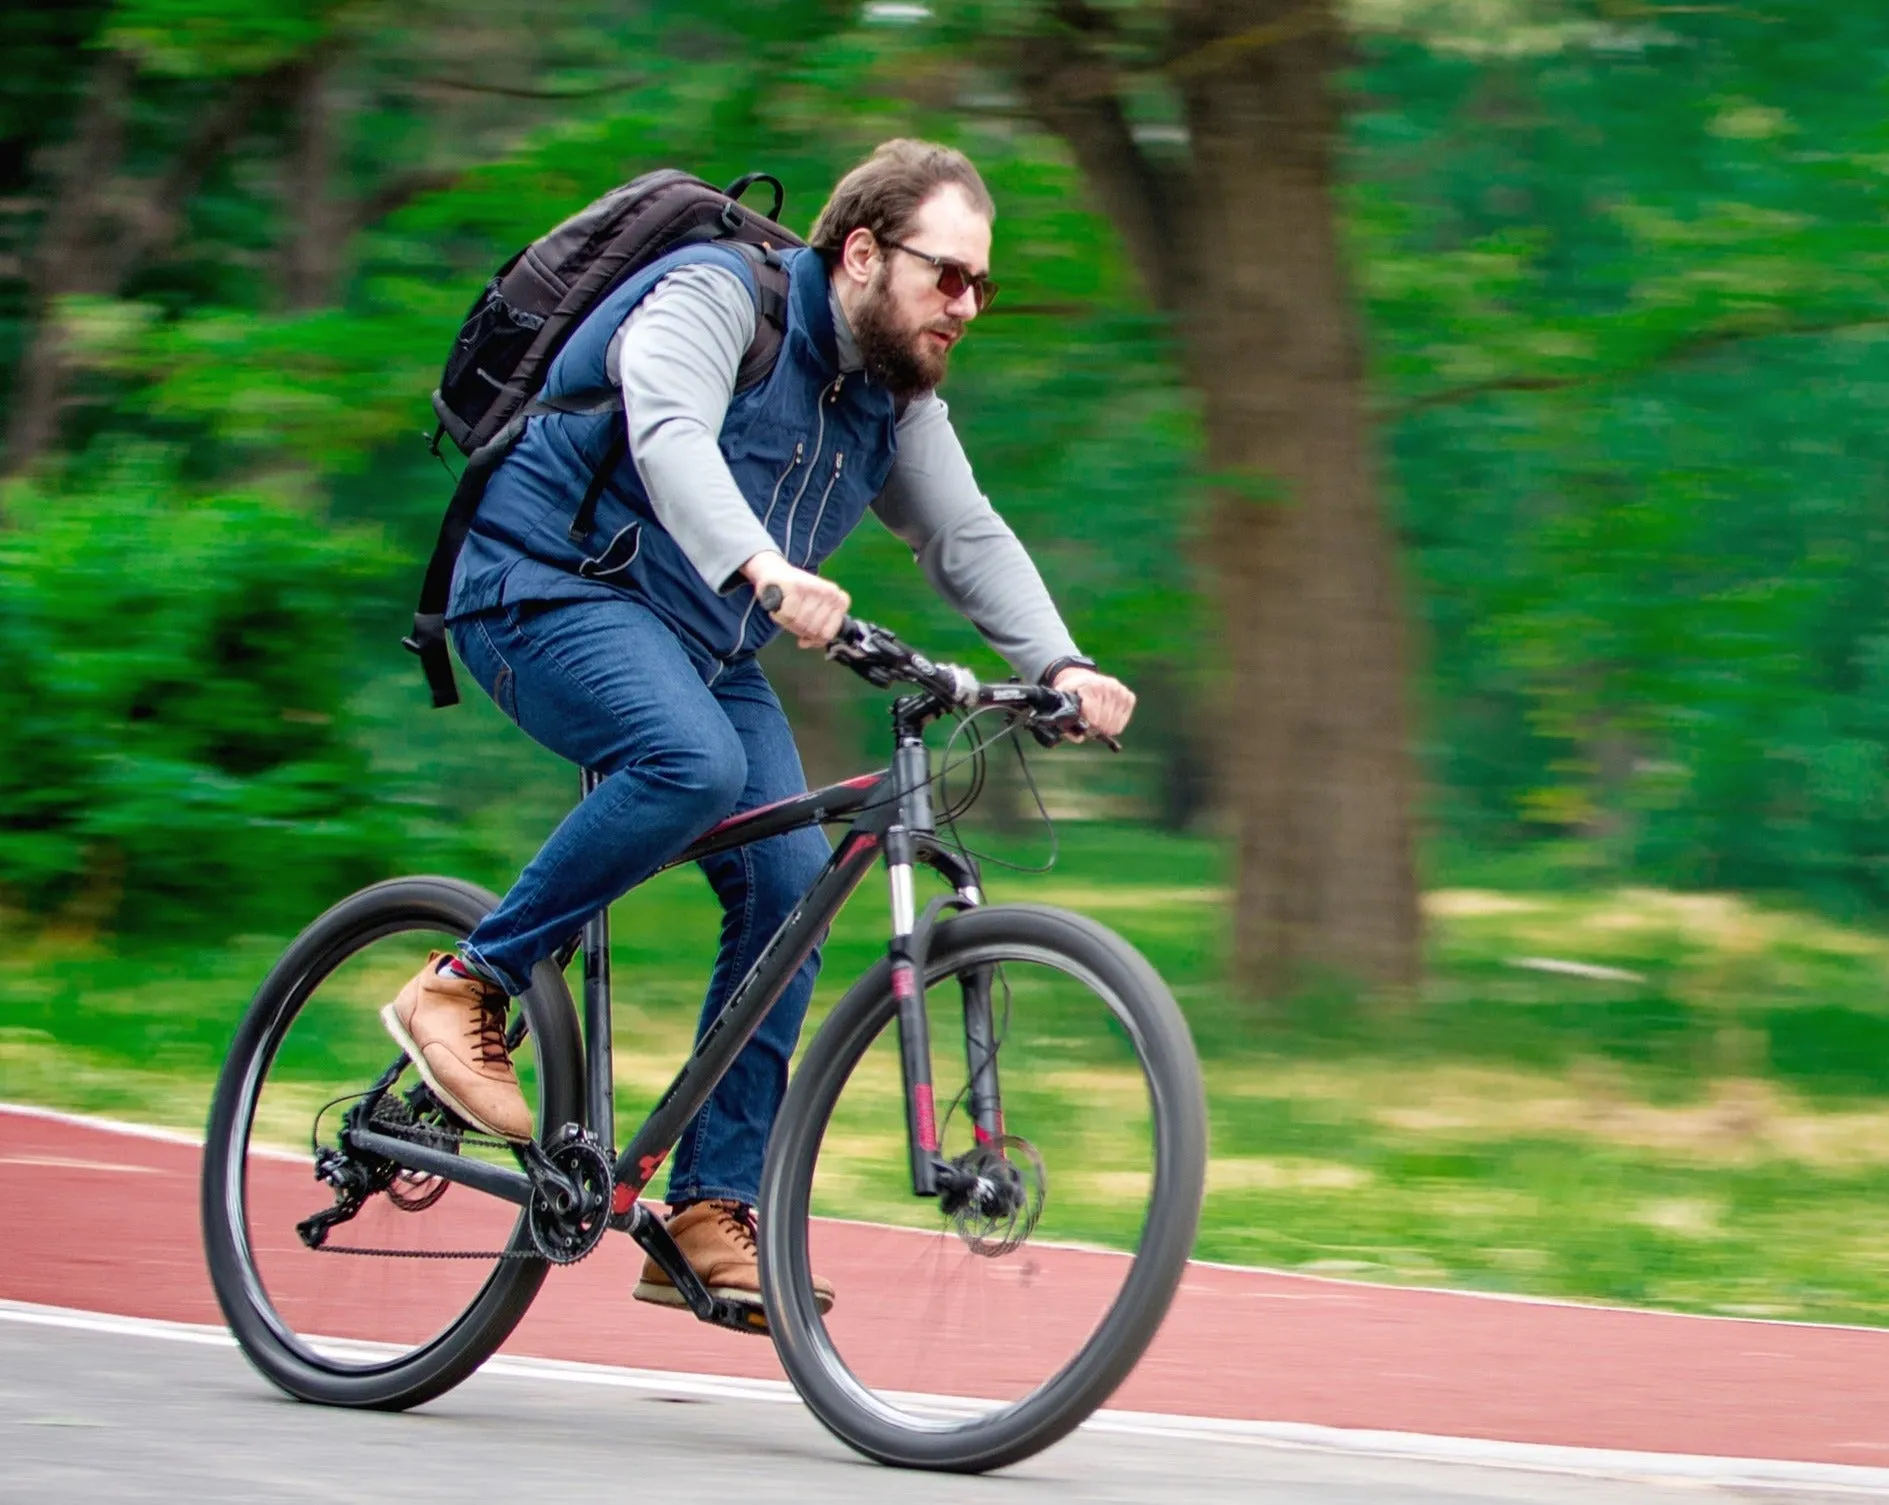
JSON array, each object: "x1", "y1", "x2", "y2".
[{"x1": 7, "y1": 1103, "x2": 1889, "y2": 1466}]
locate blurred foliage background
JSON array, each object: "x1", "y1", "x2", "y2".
[
  {"x1": 8, "y1": 0, "x2": 1889, "y2": 941},
  {"x1": 10, "y1": 0, "x2": 1889, "y2": 1314}
]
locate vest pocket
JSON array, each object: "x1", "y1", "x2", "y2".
[{"x1": 577, "y1": 520, "x2": 642, "y2": 581}]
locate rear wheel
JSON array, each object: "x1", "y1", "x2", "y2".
[
  {"x1": 758, "y1": 903, "x2": 1207, "y2": 1472},
  {"x1": 200, "y1": 877, "x2": 583, "y2": 1410}
]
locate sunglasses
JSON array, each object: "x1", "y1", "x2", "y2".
[{"x1": 879, "y1": 239, "x2": 1000, "y2": 312}]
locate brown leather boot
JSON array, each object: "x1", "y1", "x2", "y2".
[
  {"x1": 380, "y1": 952, "x2": 532, "y2": 1142},
  {"x1": 633, "y1": 1199, "x2": 835, "y2": 1317}
]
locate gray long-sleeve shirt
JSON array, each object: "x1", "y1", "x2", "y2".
[{"x1": 605, "y1": 263, "x2": 1082, "y2": 684}]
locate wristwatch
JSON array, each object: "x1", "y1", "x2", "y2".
[{"x1": 1037, "y1": 654, "x2": 1097, "y2": 686}]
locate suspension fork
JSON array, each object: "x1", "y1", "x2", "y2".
[
  {"x1": 959, "y1": 962, "x2": 1005, "y2": 1148},
  {"x1": 918, "y1": 845, "x2": 1004, "y2": 1150},
  {"x1": 885, "y1": 742, "x2": 1001, "y2": 1197},
  {"x1": 885, "y1": 737, "x2": 938, "y2": 1197}
]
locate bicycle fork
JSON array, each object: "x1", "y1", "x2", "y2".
[{"x1": 883, "y1": 742, "x2": 1007, "y2": 1203}]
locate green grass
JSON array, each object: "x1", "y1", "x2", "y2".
[{"x1": 11, "y1": 824, "x2": 1889, "y2": 1324}]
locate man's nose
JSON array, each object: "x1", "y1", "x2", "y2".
[{"x1": 945, "y1": 285, "x2": 980, "y2": 322}]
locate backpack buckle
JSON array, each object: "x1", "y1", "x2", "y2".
[{"x1": 719, "y1": 202, "x2": 744, "y2": 236}]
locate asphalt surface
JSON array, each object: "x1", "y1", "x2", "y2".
[{"x1": 1, "y1": 1320, "x2": 1876, "y2": 1505}]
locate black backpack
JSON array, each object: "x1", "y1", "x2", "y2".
[{"x1": 406, "y1": 169, "x2": 802, "y2": 708}]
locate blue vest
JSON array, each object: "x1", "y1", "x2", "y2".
[{"x1": 448, "y1": 244, "x2": 901, "y2": 662}]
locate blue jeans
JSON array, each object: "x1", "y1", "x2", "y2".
[{"x1": 450, "y1": 596, "x2": 832, "y2": 1207}]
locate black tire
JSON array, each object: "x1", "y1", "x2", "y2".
[
  {"x1": 758, "y1": 903, "x2": 1207, "y2": 1472},
  {"x1": 200, "y1": 876, "x2": 584, "y2": 1410}
]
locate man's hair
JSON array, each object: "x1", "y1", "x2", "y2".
[{"x1": 807, "y1": 139, "x2": 995, "y2": 259}]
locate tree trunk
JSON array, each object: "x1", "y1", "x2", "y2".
[
  {"x1": 281, "y1": 57, "x2": 345, "y2": 309},
  {"x1": 1182, "y1": 6, "x2": 1420, "y2": 992},
  {"x1": 1018, "y1": 0, "x2": 1422, "y2": 992},
  {"x1": 4, "y1": 49, "x2": 134, "y2": 474},
  {"x1": 5, "y1": 55, "x2": 282, "y2": 475}
]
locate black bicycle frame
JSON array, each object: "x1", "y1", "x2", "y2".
[{"x1": 359, "y1": 700, "x2": 1003, "y2": 1222}]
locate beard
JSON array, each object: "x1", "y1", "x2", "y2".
[{"x1": 851, "y1": 265, "x2": 963, "y2": 400}]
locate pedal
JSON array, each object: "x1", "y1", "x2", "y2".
[
  {"x1": 705, "y1": 1298, "x2": 771, "y2": 1337},
  {"x1": 625, "y1": 1204, "x2": 771, "y2": 1337}
]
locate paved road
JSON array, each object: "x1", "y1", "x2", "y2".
[{"x1": 2, "y1": 1320, "x2": 1870, "y2": 1505}]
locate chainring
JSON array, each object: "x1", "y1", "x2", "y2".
[{"x1": 526, "y1": 1128, "x2": 615, "y2": 1265}]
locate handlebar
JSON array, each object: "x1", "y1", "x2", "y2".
[{"x1": 755, "y1": 585, "x2": 1118, "y2": 751}]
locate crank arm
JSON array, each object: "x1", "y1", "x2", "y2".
[
  {"x1": 623, "y1": 1203, "x2": 770, "y2": 1335},
  {"x1": 517, "y1": 1138, "x2": 584, "y2": 1206}
]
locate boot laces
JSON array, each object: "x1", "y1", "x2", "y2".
[
  {"x1": 469, "y1": 993, "x2": 512, "y2": 1072},
  {"x1": 708, "y1": 1199, "x2": 757, "y2": 1255}
]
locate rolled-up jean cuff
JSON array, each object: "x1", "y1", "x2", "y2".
[
  {"x1": 457, "y1": 941, "x2": 526, "y2": 998},
  {"x1": 662, "y1": 1183, "x2": 757, "y2": 1208}
]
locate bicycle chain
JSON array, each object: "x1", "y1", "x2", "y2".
[{"x1": 308, "y1": 1103, "x2": 603, "y2": 1265}]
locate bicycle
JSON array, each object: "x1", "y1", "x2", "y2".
[{"x1": 200, "y1": 600, "x2": 1208, "y2": 1473}]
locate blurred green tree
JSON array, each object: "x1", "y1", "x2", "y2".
[
  {"x1": 0, "y1": 454, "x2": 401, "y2": 930},
  {"x1": 10, "y1": 0, "x2": 1889, "y2": 962}
]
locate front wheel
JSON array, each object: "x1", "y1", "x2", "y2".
[{"x1": 758, "y1": 903, "x2": 1208, "y2": 1472}]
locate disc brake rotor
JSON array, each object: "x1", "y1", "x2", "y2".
[{"x1": 940, "y1": 1135, "x2": 1046, "y2": 1257}]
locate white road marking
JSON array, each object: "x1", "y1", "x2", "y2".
[
  {"x1": 0, "y1": 1100, "x2": 305, "y2": 1163},
  {"x1": 0, "y1": 1155, "x2": 167, "y2": 1174},
  {"x1": 0, "y1": 1101, "x2": 206, "y2": 1149},
  {"x1": 4, "y1": 1299, "x2": 1889, "y2": 1495}
]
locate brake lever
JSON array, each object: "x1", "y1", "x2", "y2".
[
  {"x1": 1066, "y1": 721, "x2": 1123, "y2": 753},
  {"x1": 1027, "y1": 708, "x2": 1123, "y2": 753}
]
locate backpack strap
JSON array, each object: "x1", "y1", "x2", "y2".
[
  {"x1": 403, "y1": 414, "x2": 530, "y2": 708},
  {"x1": 567, "y1": 429, "x2": 626, "y2": 544},
  {"x1": 731, "y1": 241, "x2": 791, "y2": 392}
]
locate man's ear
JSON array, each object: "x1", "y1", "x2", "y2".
[{"x1": 839, "y1": 226, "x2": 877, "y2": 287}]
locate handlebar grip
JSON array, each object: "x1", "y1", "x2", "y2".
[{"x1": 759, "y1": 583, "x2": 865, "y2": 647}]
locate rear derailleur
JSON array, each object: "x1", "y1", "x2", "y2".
[{"x1": 296, "y1": 1081, "x2": 462, "y2": 1249}]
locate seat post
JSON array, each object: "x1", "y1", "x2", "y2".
[{"x1": 579, "y1": 767, "x2": 615, "y2": 1153}]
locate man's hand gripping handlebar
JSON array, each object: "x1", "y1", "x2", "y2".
[{"x1": 756, "y1": 585, "x2": 1120, "y2": 751}]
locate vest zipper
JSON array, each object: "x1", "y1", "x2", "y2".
[
  {"x1": 798, "y1": 451, "x2": 845, "y2": 567},
  {"x1": 728, "y1": 379, "x2": 836, "y2": 661},
  {"x1": 720, "y1": 442, "x2": 804, "y2": 672},
  {"x1": 764, "y1": 442, "x2": 804, "y2": 528},
  {"x1": 766, "y1": 375, "x2": 839, "y2": 631}
]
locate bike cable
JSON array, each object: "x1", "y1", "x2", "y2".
[{"x1": 932, "y1": 705, "x2": 1062, "y2": 877}]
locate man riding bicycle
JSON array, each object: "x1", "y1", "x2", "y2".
[{"x1": 383, "y1": 138, "x2": 1135, "y2": 1318}]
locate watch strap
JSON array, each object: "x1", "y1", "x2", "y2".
[{"x1": 1038, "y1": 654, "x2": 1097, "y2": 686}]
